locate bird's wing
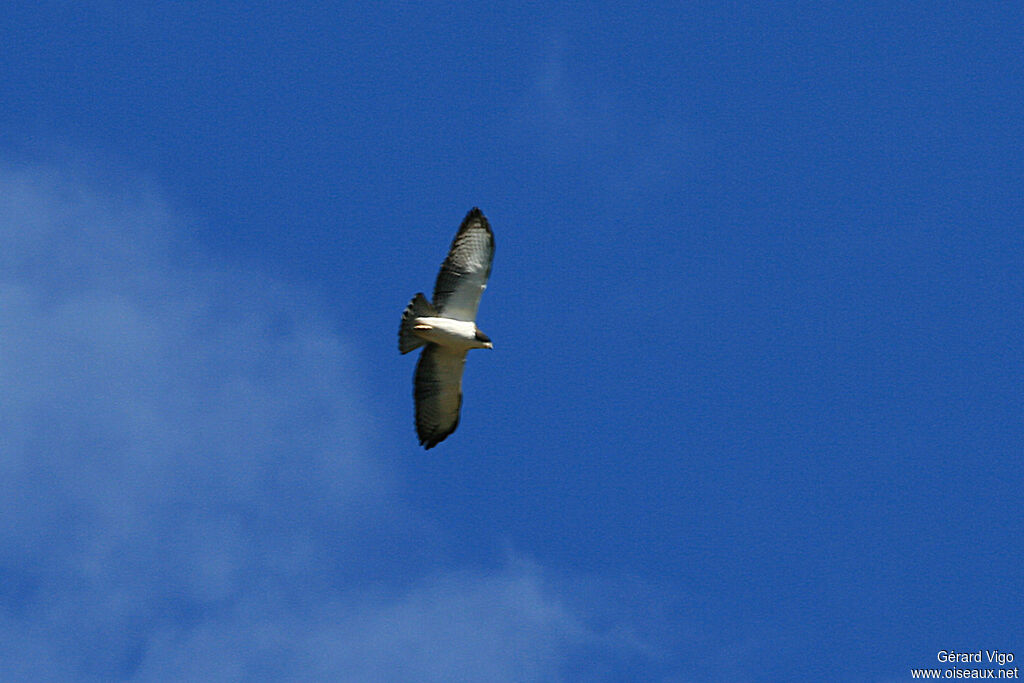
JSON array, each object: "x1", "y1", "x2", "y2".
[
  {"x1": 432, "y1": 207, "x2": 494, "y2": 322},
  {"x1": 414, "y1": 344, "x2": 468, "y2": 449}
]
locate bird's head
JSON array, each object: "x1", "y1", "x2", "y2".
[{"x1": 474, "y1": 328, "x2": 494, "y2": 350}]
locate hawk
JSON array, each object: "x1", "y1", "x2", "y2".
[{"x1": 399, "y1": 207, "x2": 495, "y2": 448}]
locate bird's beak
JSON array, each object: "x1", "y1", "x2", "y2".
[{"x1": 485, "y1": 342, "x2": 494, "y2": 349}]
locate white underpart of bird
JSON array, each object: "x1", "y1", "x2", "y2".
[
  {"x1": 398, "y1": 207, "x2": 495, "y2": 449},
  {"x1": 411, "y1": 317, "x2": 492, "y2": 351}
]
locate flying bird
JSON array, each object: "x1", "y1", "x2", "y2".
[{"x1": 399, "y1": 207, "x2": 495, "y2": 448}]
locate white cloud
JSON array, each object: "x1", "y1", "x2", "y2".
[
  {"x1": 0, "y1": 160, "x2": 392, "y2": 677},
  {"x1": 134, "y1": 563, "x2": 587, "y2": 681},
  {"x1": 0, "y1": 161, "x2": 653, "y2": 681},
  {"x1": 511, "y1": 31, "x2": 697, "y2": 195}
]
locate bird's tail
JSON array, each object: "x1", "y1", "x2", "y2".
[{"x1": 399, "y1": 293, "x2": 436, "y2": 354}]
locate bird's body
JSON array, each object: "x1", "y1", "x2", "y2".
[
  {"x1": 399, "y1": 208, "x2": 495, "y2": 449},
  {"x1": 409, "y1": 317, "x2": 491, "y2": 351}
]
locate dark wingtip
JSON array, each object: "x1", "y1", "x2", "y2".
[
  {"x1": 417, "y1": 415, "x2": 459, "y2": 450},
  {"x1": 463, "y1": 207, "x2": 488, "y2": 226},
  {"x1": 419, "y1": 431, "x2": 448, "y2": 449},
  {"x1": 460, "y1": 207, "x2": 490, "y2": 239}
]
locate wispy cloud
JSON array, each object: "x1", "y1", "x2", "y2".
[
  {"x1": 0, "y1": 160, "x2": 390, "y2": 677},
  {"x1": 135, "y1": 563, "x2": 588, "y2": 681},
  {"x1": 0, "y1": 160, "x2": 666, "y2": 680},
  {"x1": 510, "y1": 30, "x2": 698, "y2": 194}
]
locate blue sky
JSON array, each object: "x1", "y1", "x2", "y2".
[{"x1": 1, "y1": 3, "x2": 1021, "y2": 681}]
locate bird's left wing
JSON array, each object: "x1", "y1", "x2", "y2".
[
  {"x1": 414, "y1": 344, "x2": 468, "y2": 449},
  {"x1": 432, "y1": 208, "x2": 494, "y2": 322}
]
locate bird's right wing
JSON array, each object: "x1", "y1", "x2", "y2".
[{"x1": 413, "y1": 344, "x2": 468, "y2": 449}]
